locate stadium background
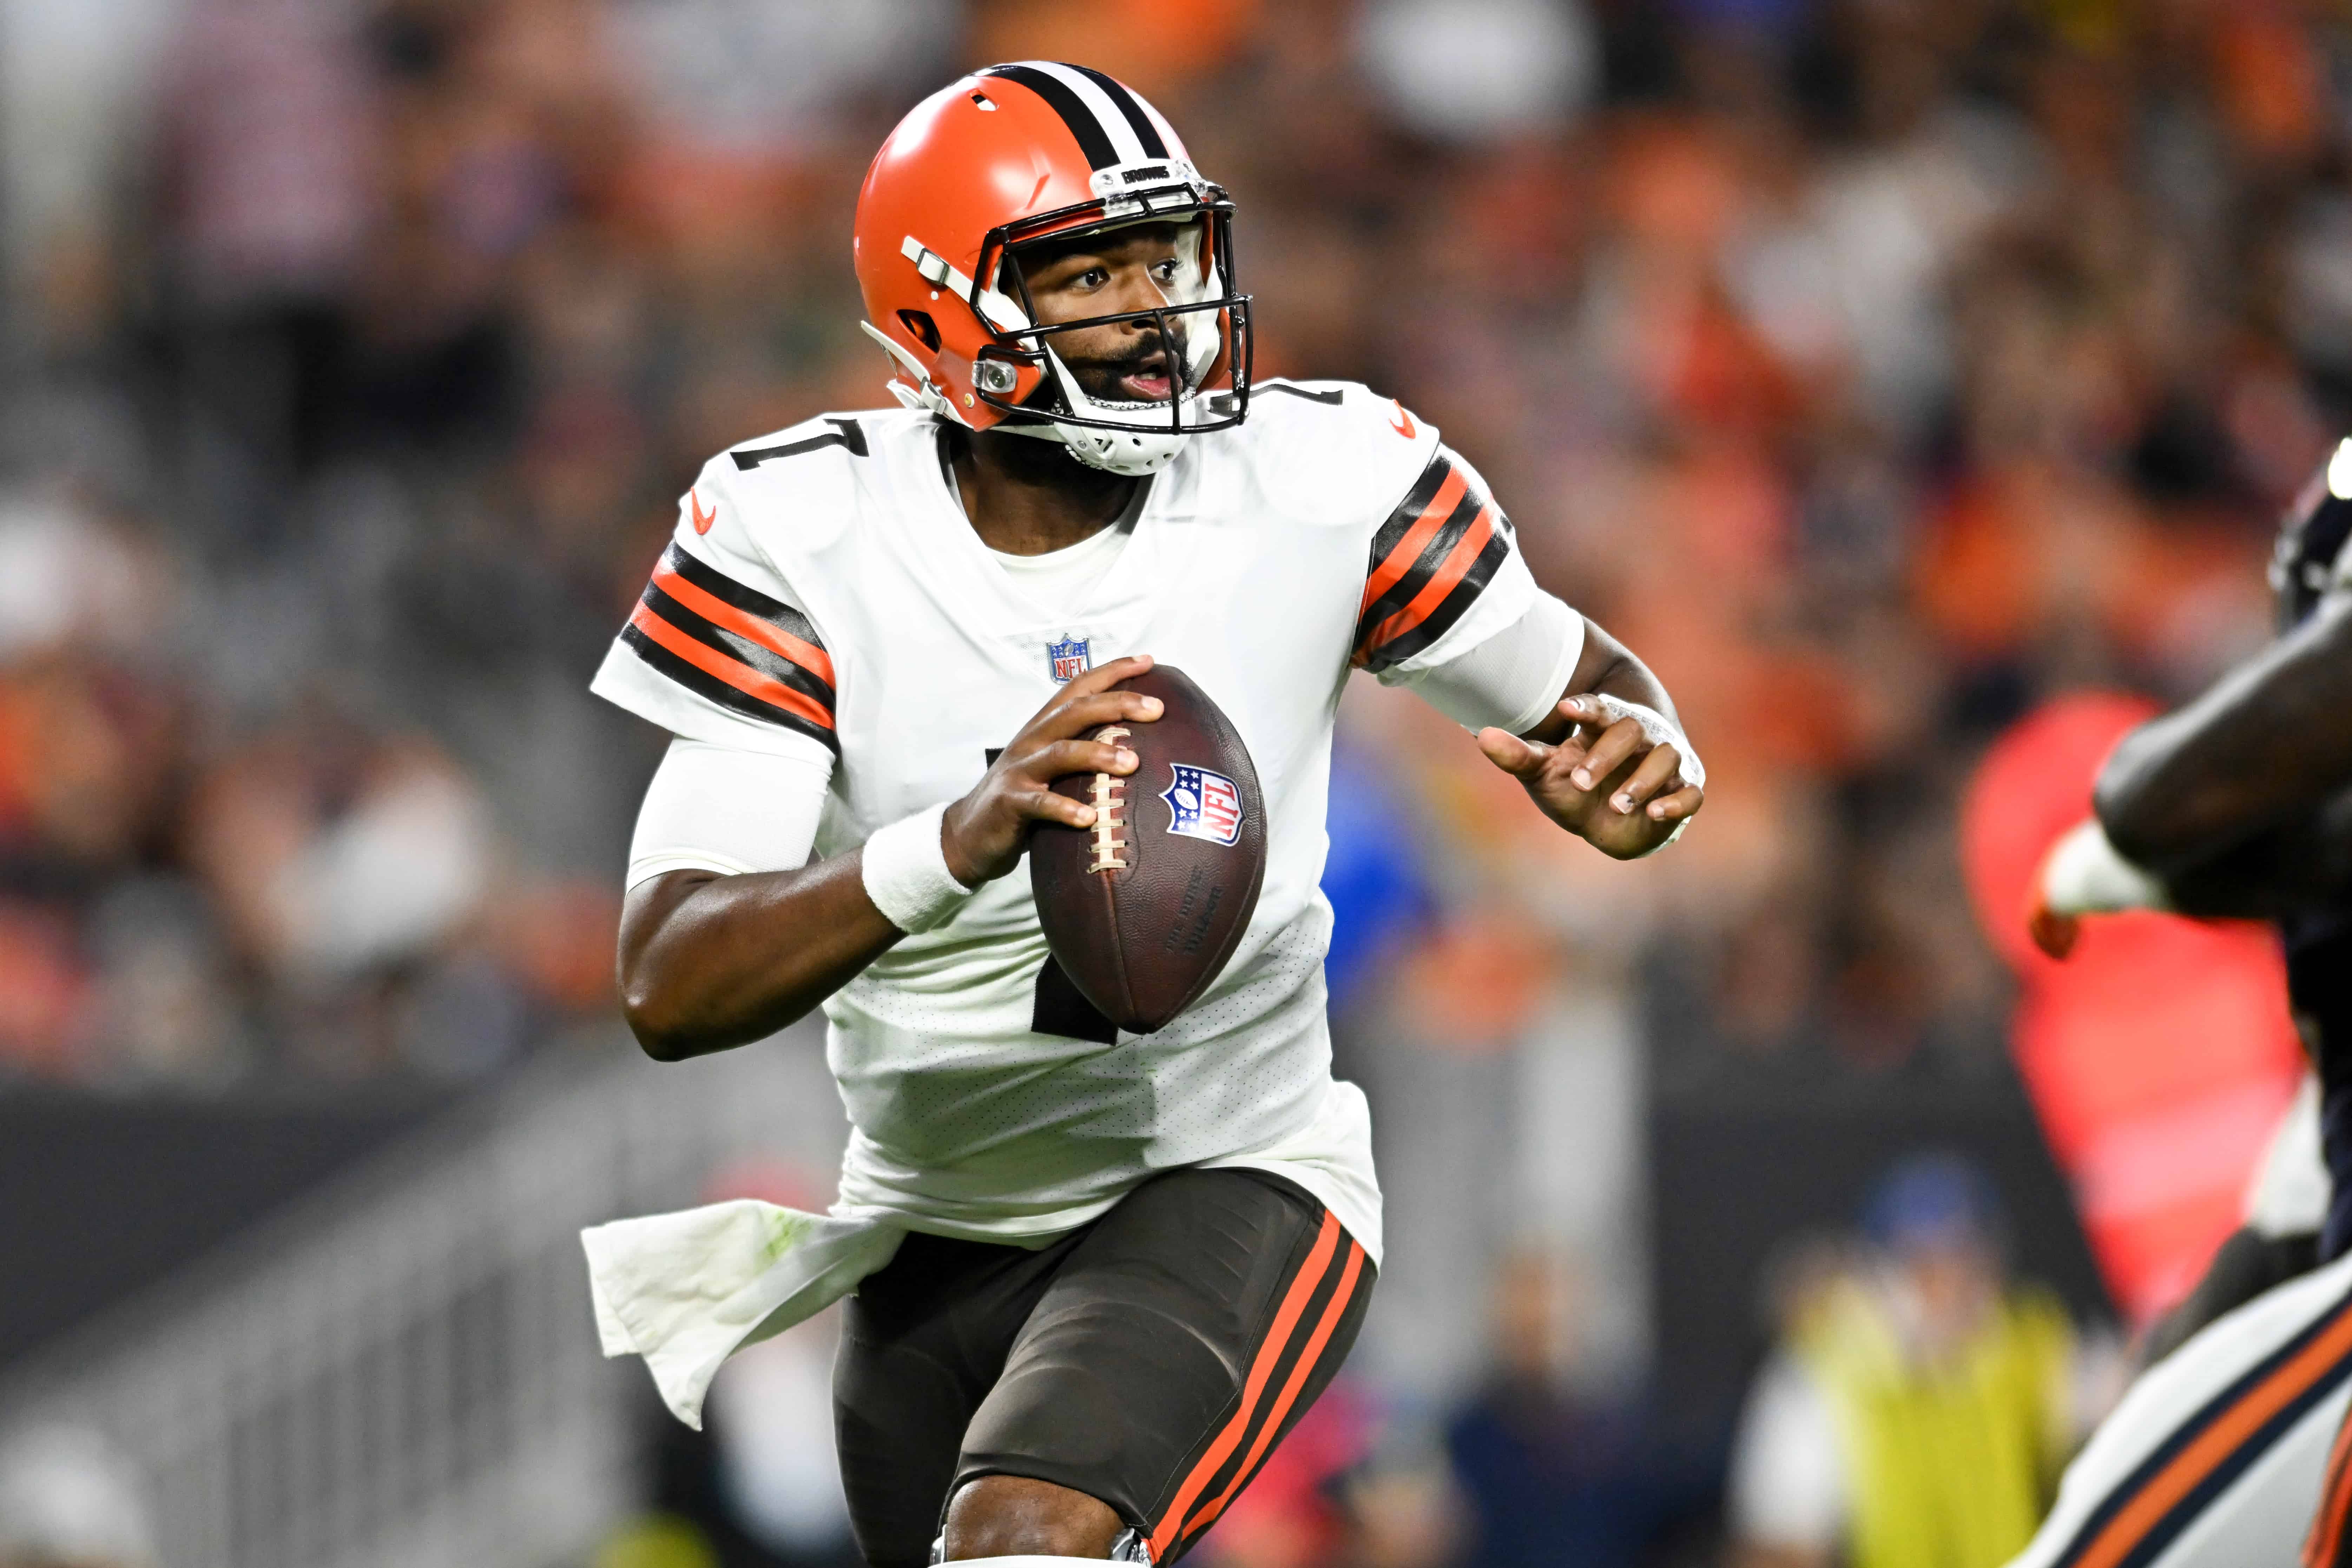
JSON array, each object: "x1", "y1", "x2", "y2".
[{"x1": 0, "y1": 0, "x2": 2334, "y2": 1564}]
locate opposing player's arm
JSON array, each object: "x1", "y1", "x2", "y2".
[
  {"x1": 2095, "y1": 586, "x2": 2352, "y2": 875},
  {"x1": 2027, "y1": 586, "x2": 2352, "y2": 952},
  {"x1": 617, "y1": 660, "x2": 1161, "y2": 1060},
  {"x1": 2153, "y1": 785, "x2": 2352, "y2": 917},
  {"x1": 2028, "y1": 781, "x2": 2352, "y2": 953}
]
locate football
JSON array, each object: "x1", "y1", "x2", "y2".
[{"x1": 1030, "y1": 665, "x2": 1268, "y2": 1036}]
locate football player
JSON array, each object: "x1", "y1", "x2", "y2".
[
  {"x1": 580, "y1": 62, "x2": 1705, "y2": 1568},
  {"x1": 2009, "y1": 440, "x2": 2352, "y2": 1568}
]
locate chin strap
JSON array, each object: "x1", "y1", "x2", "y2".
[
  {"x1": 859, "y1": 320, "x2": 1079, "y2": 452},
  {"x1": 860, "y1": 333, "x2": 1197, "y2": 478}
]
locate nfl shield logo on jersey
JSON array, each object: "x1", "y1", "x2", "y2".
[
  {"x1": 1162, "y1": 764, "x2": 1244, "y2": 846},
  {"x1": 1047, "y1": 635, "x2": 1091, "y2": 683}
]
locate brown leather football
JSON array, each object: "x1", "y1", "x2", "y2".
[{"x1": 1030, "y1": 665, "x2": 1267, "y2": 1036}]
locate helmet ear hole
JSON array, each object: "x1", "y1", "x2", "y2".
[{"x1": 896, "y1": 310, "x2": 942, "y2": 352}]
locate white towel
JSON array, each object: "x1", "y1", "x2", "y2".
[{"x1": 581, "y1": 1200, "x2": 907, "y2": 1427}]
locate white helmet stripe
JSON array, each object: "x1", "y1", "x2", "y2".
[
  {"x1": 1062, "y1": 62, "x2": 1172, "y2": 159},
  {"x1": 1026, "y1": 60, "x2": 1153, "y2": 167},
  {"x1": 1134, "y1": 93, "x2": 1183, "y2": 159}
]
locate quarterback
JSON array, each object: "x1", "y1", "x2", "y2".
[{"x1": 580, "y1": 62, "x2": 1704, "y2": 1568}]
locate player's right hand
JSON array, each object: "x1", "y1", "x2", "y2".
[{"x1": 941, "y1": 655, "x2": 1165, "y2": 887}]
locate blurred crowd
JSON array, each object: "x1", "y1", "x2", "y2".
[
  {"x1": 8, "y1": 2, "x2": 2336, "y2": 1560},
  {"x1": 5, "y1": 0, "x2": 2341, "y2": 1094}
]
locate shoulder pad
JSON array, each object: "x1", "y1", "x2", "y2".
[
  {"x1": 704, "y1": 412, "x2": 886, "y2": 557},
  {"x1": 601, "y1": 459, "x2": 840, "y2": 754},
  {"x1": 1232, "y1": 380, "x2": 1442, "y2": 528}
]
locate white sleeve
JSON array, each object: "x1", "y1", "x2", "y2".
[
  {"x1": 1389, "y1": 590, "x2": 1585, "y2": 735},
  {"x1": 626, "y1": 738, "x2": 834, "y2": 888},
  {"x1": 1726, "y1": 1352, "x2": 1847, "y2": 1549},
  {"x1": 590, "y1": 458, "x2": 842, "y2": 761}
]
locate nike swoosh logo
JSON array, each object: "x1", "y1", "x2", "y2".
[
  {"x1": 1389, "y1": 400, "x2": 1416, "y2": 439},
  {"x1": 690, "y1": 490, "x2": 717, "y2": 534}
]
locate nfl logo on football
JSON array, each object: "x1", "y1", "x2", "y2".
[
  {"x1": 1048, "y1": 635, "x2": 1091, "y2": 684},
  {"x1": 1162, "y1": 764, "x2": 1244, "y2": 846}
]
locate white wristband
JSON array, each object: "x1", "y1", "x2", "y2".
[
  {"x1": 1574, "y1": 695, "x2": 1702, "y2": 858},
  {"x1": 860, "y1": 803, "x2": 976, "y2": 934},
  {"x1": 1577, "y1": 695, "x2": 1704, "y2": 790},
  {"x1": 2038, "y1": 819, "x2": 2172, "y2": 915}
]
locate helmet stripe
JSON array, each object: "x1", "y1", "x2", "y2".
[
  {"x1": 1064, "y1": 62, "x2": 1170, "y2": 159},
  {"x1": 1029, "y1": 61, "x2": 1155, "y2": 165},
  {"x1": 981, "y1": 62, "x2": 1122, "y2": 170}
]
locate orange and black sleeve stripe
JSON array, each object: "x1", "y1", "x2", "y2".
[
  {"x1": 619, "y1": 542, "x2": 838, "y2": 753},
  {"x1": 1352, "y1": 448, "x2": 1513, "y2": 674}
]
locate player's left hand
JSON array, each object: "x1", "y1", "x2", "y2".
[{"x1": 1477, "y1": 696, "x2": 1704, "y2": 860}]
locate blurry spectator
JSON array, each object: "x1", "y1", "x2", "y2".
[
  {"x1": 608, "y1": 0, "x2": 959, "y2": 161},
  {"x1": 1340, "y1": 1452, "x2": 1465, "y2": 1568},
  {"x1": 0, "y1": 491, "x2": 171, "y2": 667},
  {"x1": 1444, "y1": 1250, "x2": 1695, "y2": 1568},
  {"x1": 185, "y1": 716, "x2": 488, "y2": 974},
  {"x1": 596, "y1": 1515, "x2": 719, "y2": 1568},
  {"x1": 154, "y1": 0, "x2": 383, "y2": 502},
  {"x1": 0, "y1": 0, "x2": 184, "y2": 328},
  {"x1": 1725, "y1": 1155, "x2": 2078, "y2": 1568},
  {"x1": 157, "y1": 0, "x2": 378, "y2": 310},
  {"x1": 86, "y1": 876, "x2": 245, "y2": 1084},
  {"x1": 1356, "y1": 0, "x2": 1597, "y2": 144},
  {"x1": 0, "y1": 1425, "x2": 157, "y2": 1568},
  {"x1": 182, "y1": 705, "x2": 533, "y2": 1077}
]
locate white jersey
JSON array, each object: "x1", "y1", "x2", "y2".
[{"x1": 589, "y1": 381, "x2": 1577, "y2": 1266}]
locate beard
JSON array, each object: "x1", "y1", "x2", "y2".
[{"x1": 1054, "y1": 319, "x2": 1194, "y2": 408}]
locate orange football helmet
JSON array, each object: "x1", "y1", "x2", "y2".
[{"x1": 852, "y1": 61, "x2": 1252, "y2": 475}]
